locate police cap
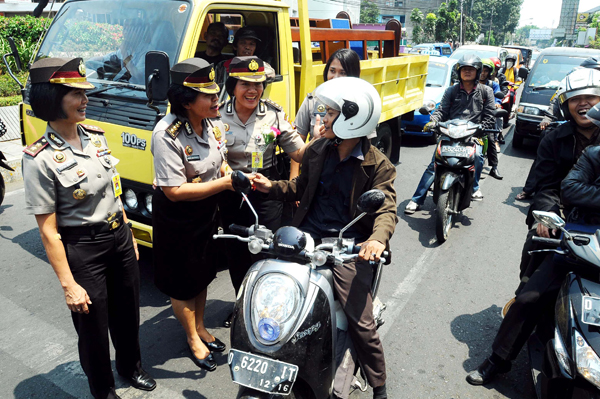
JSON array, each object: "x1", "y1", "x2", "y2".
[
  {"x1": 171, "y1": 58, "x2": 219, "y2": 94},
  {"x1": 228, "y1": 56, "x2": 266, "y2": 82},
  {"x1": 29, "y1": 57, "x2": 95, "y2": 89}
]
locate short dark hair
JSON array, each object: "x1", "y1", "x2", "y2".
[
  {"x1": 167, "y1": 84, "x2": 200, "y2": 118},
  {"x1": 323, "y1": 48, "x2": 361, "y2": 81},
  {"x1": 206, "y1": 22, "x2": 228, "y2": 39},
  {"x1": 225, "y1": 77, "x2": 267, "y2": 98},
  {"x1": 29, "y1": 83, "x2": 71, "y2": 122}
]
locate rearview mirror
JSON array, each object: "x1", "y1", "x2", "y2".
[
  {"x1": 357, "y1": 189, "x2": 386, "y2": 215},
  {"x1": 7, "y1": 37, "x2": 22, "y2": 72},
  {"x1": 145, "y1": 51, "x2": 170, "y2": 102},
  {"x1": 493, "y1": 109, "x2": 508, "y2": 118},
  {"x1": 418, "y1": 106, "x2": 430, "y2": 115},
  {"x1": 231, "y1": 171, "x2": 252, "y2": 195},
  {"x1": 495, "y1": 91, "x2": 505, "y2": 99},
  {"x1": 518, "y1": 67, "x2": 529, "y2": 80},
  {"x1": 532, "y1": 211, "x2": 565, "y2": 231}
]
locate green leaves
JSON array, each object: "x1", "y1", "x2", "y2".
[{"x1": 360, "y1": 0, "x2": 379, "y2": 24}]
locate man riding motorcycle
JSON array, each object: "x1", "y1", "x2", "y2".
[
  {"x1": 404, "y1": 54, "x2": 496, "y2": 214},
  {"x1": 480, "y1": 58, "x2": 503, "y2": 180},
  {"x1": 252, "y1": 77, "x2": 398, "y2": 399},
  {"x1": 466, "y1": 70, "x2": 600, "y2": 386}
]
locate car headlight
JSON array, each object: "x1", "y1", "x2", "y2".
[
  {"x1": 124, "y1": 189, "x2": 138, "y2": 210},
  {"x1": 517, "y1": 105, "x2": 542, "y2": 116},
  {"x1": 575, "y1": 330, "x2": 600, "y2": 387},
  {"x1": 144, "y1": 193, "x2": 152, "y2": 214},
  {"x1": 554, "y1": 327, "x2": 572, "y2": 376},
  {"x1": 252, "y1": 273, "x2": 302, "y2": 344},
  {"x1": 423, "y1": 99, "x2": 437, "y2": 111}
]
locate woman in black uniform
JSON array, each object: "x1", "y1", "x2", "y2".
[
  {"x1": 22, "y1": 57, "x2": 155, "y2": 399},
  {"x1": 151, "y1": 58, "x2": 232, "y2": 371}
]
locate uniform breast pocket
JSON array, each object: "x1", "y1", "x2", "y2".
[
  {"x1": 55, "y1": 166, "x2": 88, "y2": 188},
  {"x1": 225, "y1": 134, "x2": 235, "y2": 147},
  {"x1": 186, "y1": 159, "x2": 211, "y2": 182}
]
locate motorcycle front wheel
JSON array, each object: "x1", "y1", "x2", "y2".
[
  {"x1": 436, "y1": 186, "x2": 455, "y2": 243},
  {"x1": 0, "y1": 175, "x2": 5, "y2": 207}
]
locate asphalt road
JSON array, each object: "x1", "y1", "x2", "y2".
[{"x1": 0, "y1": 125, "x2": 540, "y2": 399}]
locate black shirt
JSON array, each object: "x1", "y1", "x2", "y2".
[
  {"x1": 196, "y1": 51, "x2": 232, "y2": 65},
  {"x1": 300, "y1": 141, "x2": 366, "y2": 241}
]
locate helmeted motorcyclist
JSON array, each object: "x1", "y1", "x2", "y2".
[
  {"x1": 404, "y1": 54, "x2": 496, "y2": 214},
  {"x1": 480, "y1": 58, "x2": 503, "y2": 179},
  {"x1": 252, "y1": 77, "x2": 397, "y2": 399},
  {"x1": 499, "y1": 53, "x2": 520, "y2": 84},
  {"x1": 466, "y1": 69, "x2": 600, "y2": 387},
  {"x1": 490, "y1": 56, "x2": 509, "y2": 96}
]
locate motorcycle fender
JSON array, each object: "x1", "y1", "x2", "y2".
[{"x1": 440, "y1": 172, "x2": 463, "y2": 191}]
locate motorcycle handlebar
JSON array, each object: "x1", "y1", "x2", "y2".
[
  {"x1": 229, "y1": 224, "x2": 250, "y2": 237},
  {"x1": 531, "y1": 236, "x2": 561, "y2": 246}
]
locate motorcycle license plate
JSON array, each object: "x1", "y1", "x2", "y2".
[
  {"x1": 441, "y1": 145, "x2": 471, "y2": 157},
  {"x1": 581, "y1": 296, "x2": 600, "y2": 327},
  {"x1": 228, "y1": 349, "x2": 298, "y2": 395}
]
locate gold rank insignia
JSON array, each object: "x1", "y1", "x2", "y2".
[
  {"x1": 49, "y1": 133, "x2": 65, "y2": 147},
  {"x1": 53, "y1": 151, "x2": 66, "y2": 163},
  {"x1": 192, "y1": 176, "x2": 202, "y2": 183},
  {"x1": 73, "y1": 188, "x2": 87, "y2": 200},
  {"x1": 184, "y1": 122, "x2": 193, "y2": 135},
  {"x1": 111, "y1": 219, "x2": 120, "y2": 230},
  {"x1": 209, "y1": 68, "x2": 215, "y2": 82},
  {"x1": 249, "y1": 59, "x2": 259, "y2": 71},
  {"x1": 224, "y1": 123, "x2": 230, "y2": 132},
  {"x1": 213, "y1": 126, "x2": 222, "y2": 141},
  {"x1": 90, "y1": 134, "x2": 102, "y2": 148},
  {"x1": 185, "y1": 145, "x2": 193, "y2": 155},
  {"x1": 78, "y1": 60, "x2": 86, "y2": 77},
  {"x1": 76, "y1": 169, "x2": 85, "y2": 177},
  {"x1": 167, "y1": 120, "x2": 182, "y2": 139}
]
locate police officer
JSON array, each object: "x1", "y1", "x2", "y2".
[
  {"x1": 218, "y1": 56, "x2": 305, "y2": 325},
  {"x1": 151, "y1": 58, "x2": 230, "y2": 371},
  {"x1": 22, "y1": 57, "x2": 155, "y2": 399}
]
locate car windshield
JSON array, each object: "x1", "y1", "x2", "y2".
[
  {"x1": 426, "y1": 62, "x2": 448, "y2": 87},
  {"x1": 36, "y1": 0, "x2": 191, "y2": 98},
  {"x1": 449, "y1": 47, "x2": 497, "y2": 60},
  {"x1": 528, "y1": 55, "x2": 586, "y2": 89}
]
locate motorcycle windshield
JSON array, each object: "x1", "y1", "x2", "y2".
[{"x1": 35, "y1": 0, "x2": 192, "y2": 98}]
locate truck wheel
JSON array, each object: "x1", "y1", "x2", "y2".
[
  {"x1": 436, "y1": 187, "x2": 454, "y2": 244},
  {"x1": 512, "y1": 132, "x2": 524, "y2": 148},
  {"x1": 372, "y1": 123, "x2": 392, "y2": 160}
]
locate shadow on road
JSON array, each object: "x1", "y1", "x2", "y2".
[
  {"x1": 0, "y1": 227, "x2": 48, "y2": 261},
  {"x1": 451, "y1": 304, "x2": 536, "y2": 398},
  {"x1": 0, "y1": 202, "x2": 13, "y2": 215},
  {"x1": 14, "y1": 361, "x2": 87, "y2": 399}
]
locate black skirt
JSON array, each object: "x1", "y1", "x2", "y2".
[{"x1": 152, "y1": 188, "x2": 218, "y2": 300}]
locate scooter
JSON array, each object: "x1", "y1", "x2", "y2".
[
  {"x1": 214, "y1": 172, "x2": 389, "y2": 399},
  {"x1": 420, "y1": 107, "x2": 507, "y2": 243},
  {"x1": 0, "y1": 117, "x2": 14, "y2": 207},
  {"x1": 526, "y1": 211, "x2": 600, "y2": 398}
]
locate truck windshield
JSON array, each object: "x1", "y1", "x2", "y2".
[
  {"x1": 36, "y1": 0, "x2": 191, "y2": 97},
  {"x1": 528, "y1": 55, "x2": 585, "y2": 90}
]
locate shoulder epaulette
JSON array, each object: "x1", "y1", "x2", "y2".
[
  {"x1": 264, "y1": 98, "x2": 283, "y2": 112},
  {"x1": 79, "y1": 124, "x2": 105, "y2": 134},
  {"x1": 23, "y1": 136, "x2": 49, "y2": 157},
  {"x1": 165, "y1": 119, "x2": 182, "y2": 139}
]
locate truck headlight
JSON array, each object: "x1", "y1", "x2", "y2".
[
  {"x1": 517, "y1": 106, "x2": 542, "y2": 116},
  {"x1": 144, "y1": 193, "x2": 152, "y2": 214},
  {"x1": 252, "y1": 273, "x2": 301, "y2": 344},
  {"x1": 124, "y1": 189, "x2": 138, "y2": 210},
  {"x1": 554, "y1": 327, "x2": 572, "y2": 376},
  {"x1": 575, "y1": 330, "x2": 600, "y2": 387}
]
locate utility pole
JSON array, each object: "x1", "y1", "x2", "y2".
[{"x1": 488, "y1": 7, "x2": 493, "y2": 45}]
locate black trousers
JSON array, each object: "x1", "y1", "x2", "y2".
[
  {"x1": 492, "y1": 254, "x2": 565, "y2": 361},
  {"x1": 62, "y1": 224, "x2": 141, "y2": 399},
  {"x1": 487, "y1": 132, "x2": 499, "y2": 168},
  {"x1": 523, "y1": 158, "x2": 537, "y2": 194}
]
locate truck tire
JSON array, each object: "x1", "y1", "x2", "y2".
[
  {"x1": 512, "y1": 132, "x2": 524, "y2": 148},
  {"x1": 372, "y1": 123, "x2": 393, "y2": 160}
]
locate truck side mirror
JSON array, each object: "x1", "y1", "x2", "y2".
[
  {"x1": 518, "y1": 67, "x2": 528, "y2": 80},
  {"x1": 145, "y1": 51, "x2": 170, "y2": 102},
  {"x1": 7, "y1": 37, "x2": 22, "y2": 72}
]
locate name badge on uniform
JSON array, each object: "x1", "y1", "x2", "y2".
[
  {"x1": 187, "y1": 155, "x2": 201, "y2": 161},
  {"x1": 56, "y1": 158, "x2": 77, "y2": 174},
  {"x1": 112, "y1": 174, "x2": 123, "y2": 197},
  {"x1": 252, "y1": 152, "x2": 263, "y2": 169}
]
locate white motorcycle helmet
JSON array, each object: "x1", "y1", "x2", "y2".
[
  {"x1": 558, "y1": 68, "x2": 600, "y2": 121},
  {"x1": 313, "y1": 77, "x2": 382, "y2": 140}
]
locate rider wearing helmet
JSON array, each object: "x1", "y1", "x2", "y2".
[
  {"x1": 252, "y1": 77, "x2": 397, "y2": 399},
  {"x1": 466, "y1": 69, "x2": 600, "y2": 388},
  {"x1": 499, "y1": 53, "x2": 519, "y2": 84},
  {"x1": 480, "y1": 58, "x2": 503, "y2": 179},
  {"x1": 490, "y1": 56, "x2": 509, "y2": 96},
  {"x1": 405, "y1": 54, "x2": 496, "y2": 213}
]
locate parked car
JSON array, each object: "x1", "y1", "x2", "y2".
[
  {"x1": 409, "y1": 43, "x2": 453, "y2": 57},
  {"x1": 503, "y1": 45, "x2": 533, "y2": 69},
  {"x1": 449, "y1": 44, "x2": 508, "y2": 64},
  {"x1": 401, "y1": 56, "x2": 458, "y2": 142},
  {"x1": 513, "y1": 47, "x2": 600, "y2": 148}
]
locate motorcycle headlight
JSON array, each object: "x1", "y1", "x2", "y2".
[
  {"x1": 554, "y1": 327, "x2": 572, "y2": 376},
  {"x1": 575, "y1": 330, "x2": 600, "y2": 387},
  {"x1": 144, "y1": 193, "x2": 152, "y2": 214},
  {"x1": 124, "y1": 189, "x2": 138, "y2": 210},
  {"x1": 252, "y1": 273, "x2": 302, "y2": 344}
]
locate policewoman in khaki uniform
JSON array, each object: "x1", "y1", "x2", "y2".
[
  {"x1": 22, "y1": 58, "x2": 155, "y2": 399},
  {"x1": 151, "y1": 58, "x2": 231, "y2": 372},
  {"x1": 218, "y1": 56, "x2": 306, "y2": 324}
]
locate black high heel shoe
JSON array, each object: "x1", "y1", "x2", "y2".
[
  {"x1": 201, "y1": 337, "x2": 226, "y2": 352},
  {"x1": 189, "y1": 347, "x2": 217, "y2": 372}
]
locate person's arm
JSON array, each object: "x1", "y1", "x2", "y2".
[
  {"x1": 277, "y1": 111, "x2": 307, "y2": 163},
  {"x1": 120, "y1": 204, "x2": 139, "y2": 260},
  {"x1": 35, "y1": 213, "x2": 93, "y2": 314},
  {"x1": 492, "y1": 81, "x2": 502, "y2": 105},
  {"x1": 481, "y1": 86, "x2": 497, "y2": 129},
  {"x1": 430, "y1": 86, "x2": 453, "y2": 124},
  {"x1": 162, "y1": 176, "x2": 233, "y2": 202},
  {"x1": 561, "y1": 147, "x2": 600, "y2": 210},
  {"x1": 532, "y1": 133, "x2": 563, "y2": 215}
]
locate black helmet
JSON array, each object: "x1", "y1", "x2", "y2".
[
  {"x1": 580, "y1": 56, "x2": 600, "y2": 72},
  {"x1": 506, "y1": 53, "x2": 517, "y2": 62},
  {"x1": 455, "y1": 54, "x2": 482, "y2": 81}
]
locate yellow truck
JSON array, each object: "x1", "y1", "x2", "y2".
[{"x1": 15, "y1": 0, "x2": 427, "y2": 247}]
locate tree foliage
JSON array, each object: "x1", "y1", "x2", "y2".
[
  {"x1": 424, "y1": 13, "x2": 437, "y2": 42},
  {"x1": 514, "y1": 24, "x2": 539, "y2": 45},
  {"x1": 360, "y1": 0, "x2": 379, "y2": 24},
  {"x1": 410, "y1": 8, "x2": 424, "y2": 44},
  {"x1": 468, "y1": 0, "x2": 523, "y2": 46},
  {"x1": 431, "y1": 0, "x2": 478, "y2": 44}
]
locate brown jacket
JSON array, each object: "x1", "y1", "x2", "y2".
[{"x1": 268, "y1": 137, "x2": 398, "y2": 247}]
